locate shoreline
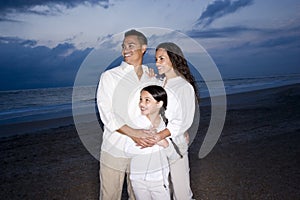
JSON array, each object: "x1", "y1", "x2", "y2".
[
  {"x1": 1, "y1": 83, "x2": 299, "y2": 199},
  {"x1": 1, "y1": 83, "x2": 299, "y2": 140}
]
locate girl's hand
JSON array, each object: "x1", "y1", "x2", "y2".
[
  {"x1": 132, "y1": 136, "x2": 155, "y2": 148},
  {"x1": 132, "y1": 129, "x2": 157, "y2": 148},
  {"x1": 156, "y1": 139, "x2": 169, "y2": 148}
]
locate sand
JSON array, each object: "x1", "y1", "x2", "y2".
[{"x1": 1, "y1": 84, "x2": 299, "y2": 199}]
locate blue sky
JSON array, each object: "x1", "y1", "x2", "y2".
[{"x1": 0, "y1": 0, "x2": 299, "y2": 90}]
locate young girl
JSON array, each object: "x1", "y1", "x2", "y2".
[{"x1": 124, "y1": 85, "x2": 179, "y2": 200}]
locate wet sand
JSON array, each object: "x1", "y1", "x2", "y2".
[{"x1": 1, "y1": 84, "x2": 299, "y2": 199}]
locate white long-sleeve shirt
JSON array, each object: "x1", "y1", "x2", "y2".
[
  {"x1": 96, "y1": 61, "x2": 160, "y2": 157},
  {"x1": 163, "y1": 76, "x2": 196, "y2": 153},
  {"x1": 124, "y1": 115, "x2": 179, "y2": 184}
]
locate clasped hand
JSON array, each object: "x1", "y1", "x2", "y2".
[{"x1": 132, "y1": 128, "x2": 161, "y2": 148}]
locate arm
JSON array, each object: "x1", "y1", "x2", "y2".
[
  {"x1": 118, "y1": 125, "x2": 155, "y2": 147},
  {"x1": 163, "y1": 85, "x2": 195, "y2": 138},
  {"x1": 97, "y1": 72, "x2": 148, "y2": 137},
  {"x1": 97, "y1": 72, "x2": 156, "y2": 147},
  {"x1": 157, "y1": 138, "x2": 181, "y2": 160},
  {"x1": 97, "y1": 72, "x2": 124, "y2": 132}
]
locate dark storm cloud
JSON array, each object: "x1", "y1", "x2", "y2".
[
  {"x1": 196, "y1": 0, "x2": 254, "y2": 28},
  {"x1": 0, "y1": 0, "x2": 110, "y2": 19},
  {"x1": 0, "y1": 37, "x2": 92, "y2": 90}
]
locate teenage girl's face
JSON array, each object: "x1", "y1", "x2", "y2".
[
  {"x1": 155, "y1": 48, "x2": 174, "y2": 76},
  {"x1": 139, "y1": 90, "x2": 160, "y2": 116},
  {"x1": 122, "y1": 35, "x2": 146, "y2": 66}
]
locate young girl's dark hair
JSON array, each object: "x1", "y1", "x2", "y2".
[
  {"x1": 156, "y1": 42, "x2": 199, "y2": 101},
  {"x1": 141, "y1": 85, "x2": 168, "y2": 125}
]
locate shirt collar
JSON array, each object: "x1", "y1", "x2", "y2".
[
  {"x1": 121, "y1": 61, "x2": 147, "y2": 73},
  {"x1": 120, "y1": 61, "x2": 133, "y2": 71}
]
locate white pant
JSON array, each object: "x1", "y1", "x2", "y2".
[
  {"x1": 131, "y1": 179, "x2": 171, "y2": 200},
  {"x1": 170, "y1": 153, "x2": 194, "y2": 200}
]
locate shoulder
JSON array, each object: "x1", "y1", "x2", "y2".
[
  {"x1": 165, "y1": 77, "x2": 195, "y2": 101},
  {"x1": 134, "y1": 115, "x2": 152, "y2": 129},
  {"x1": 167, "y1": 76, "x2": 193, "y2": 91},
  {"x1": 103, "y1": 65, "x2": 122, "y2": 75},
  {"x1": 157, "y1": 117, "x2": 166, "y2": 131},
  {"x1": 99, "y1": 64, "x2": 124, "y2": 80}
]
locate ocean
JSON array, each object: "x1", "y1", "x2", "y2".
[{"x1": 1, "y1": 74, "x2": 299, "y2": 136}]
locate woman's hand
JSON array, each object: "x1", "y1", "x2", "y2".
[
  {"x1": 146, "y1": 67, "x2": 156, "y2": 78},
  {"x1": 184, "y1": 131, "x2": 190, "y2": 144}
]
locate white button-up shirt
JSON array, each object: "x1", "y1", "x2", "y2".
[
  {"x1": 97, "y1": 61, "x2": 160, "y2": 157},
  {"x1": 164, "y1": 76, "x2": 196, "y2": 152},
  {"x1": 124, "y1": 115, "x2": 178, "y2": 183}
]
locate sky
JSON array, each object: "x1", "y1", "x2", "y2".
[{"x1": 0, "y1": 0, "x2": 299, "y2": 90}]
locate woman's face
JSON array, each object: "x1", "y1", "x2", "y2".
[
  {"x1": 139, "y1": 90, "x2": 160, "y2": 116},
  {"x1": 155, "y1": 48, "x2": 174, "y2": 75}
]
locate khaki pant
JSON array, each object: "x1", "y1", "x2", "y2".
[
  {"x1": 99, "y1": 151, "x2": 136, "y2": 200},
  {"x1": 169, "y1": 153, "x2": 193, "y2": 200}
]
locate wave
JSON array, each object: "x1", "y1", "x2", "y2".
[{"x1": 1, "y1": 74, "x2": 300, "y2": 126}]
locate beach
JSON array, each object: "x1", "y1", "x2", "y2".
[{"x1": 1, "y1": 83, "x2": 299, "y2": 199}]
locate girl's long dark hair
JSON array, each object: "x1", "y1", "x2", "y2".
[
  {"x1": 141, "y1": 85, "x2": 168, "y2": 125},
  {"x1": 156, "y1": 42, "x2": 199, "y2": 101}
]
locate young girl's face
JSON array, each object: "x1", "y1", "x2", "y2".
[{"x1": 139, "y1": 90, "x2": 160, "y2": 116}]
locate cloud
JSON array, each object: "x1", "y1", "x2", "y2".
[
  {"x1": 0, "y1": 37, "x2": 92, "y2": 90},
  {"x1": 257, "y1": 35, "x2": 300, "y2": 48},
  {"x1": 185, "y1": 21, "x2": 300, "y2": 78},
  {"x1": 196, "y1": 0, "x2": 254, "y2": 28},
  {"x1": 186, "y1": 26, "x2": 260, "y2": 38},
  {"x1": 0, "y1": 0, "x2": 110, "y2": 20},
  {"x1": 0, "y1": 17, "x2": 22, "y2": 22},
  {"x1": 0, "y1": 36, "x2": 37, "y2": 46},
  {"x1": 187, "y1": 22, "x2": 300, "y2": 49}
]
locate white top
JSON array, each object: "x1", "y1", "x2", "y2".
[
  {"x1": 164, "y1": 76, "x2": 196, "y2": 153},
  {"x1": 124, "y1": 115, "x2": 179, "y2": 184},
  {"x1": 96, "y1": 61, "x2": 160, "y2": 157}
]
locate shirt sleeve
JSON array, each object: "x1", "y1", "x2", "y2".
[
  {"x1": 96, "y1": 71, "x2": 125, "y2": 133},
  {"x1": 124, "y1": 138, "x2": 160, "y2": 157},
  {"x1": 164, "y1": 138, "x2": 181, "y2": 160},
  {"x1": 165, "y1": 84, "x2": 195, "y2": 138}
]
